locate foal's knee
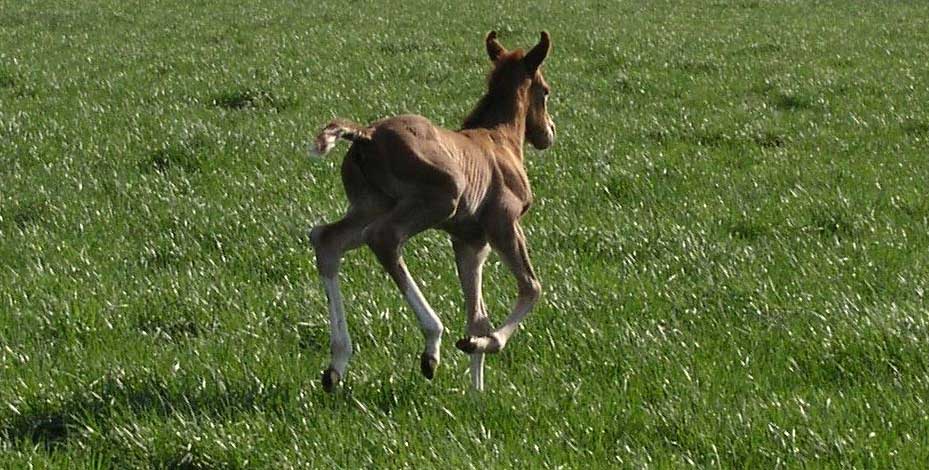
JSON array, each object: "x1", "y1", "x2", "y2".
[
  {"x1": 310, "y1": 225, "x2": 340, "y2": 277},
  {"x1": 521, "y1": 278, "x2": 542, "y2": 304},
  {"x1": 364, "y1": 224, "x2": 402, "y2": 263}
]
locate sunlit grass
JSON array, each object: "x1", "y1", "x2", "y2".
[{"x1": 2, "y1": 0, "x2": 929, "y2": 467}]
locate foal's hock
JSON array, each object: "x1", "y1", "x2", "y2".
[{"x1": 309, "y1": 31, "x2": 555, "y2": 392}]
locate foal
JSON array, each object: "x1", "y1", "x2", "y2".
[{"x1": 309, "y1": 31, "x2": 554, "y2": 392}]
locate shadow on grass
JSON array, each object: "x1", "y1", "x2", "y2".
[{"x1": 0, "y1": 373, "x2": 294, "y2": 451}]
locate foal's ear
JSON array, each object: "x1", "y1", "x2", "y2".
[
  {"x1": 486, "y1": 31, "x2": 507, "y2": 62},
  {"x1": 523, "y1": 31, "x2": 551, "y2": 74}
]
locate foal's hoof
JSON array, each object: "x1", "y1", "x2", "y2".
[
  {"x1": 456, "y1": 335, "x2": 502, "y2": 354},
  {"x1": 456, "y1": 337, "x2": 478, "y2": 354},
  {"x1": 321, "y1": 367, "x2": 340, "y2": 392},
  {"x1": 420, "y1": 353, "x2": 438, "y2": 380}
]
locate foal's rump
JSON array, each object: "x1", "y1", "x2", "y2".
[{"x1": 362, "y1": 115, "x2": 466, "y2": 199}]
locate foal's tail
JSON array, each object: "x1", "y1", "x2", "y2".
[{"x1": 310, "y1": 119, "x2": 373, "y2": 157}]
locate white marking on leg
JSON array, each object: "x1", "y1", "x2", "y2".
[
  {"x1": 322, "y1": 276, "x2": 352, "y2": 375},
  {"x1": 464, "y1": 284, "x2": 539, "y2": 355},
  {"x1": 401, "y1": 274, "x2": 444, "y2": 358},
  {"x1": 470, "y1": 353, "x2": 484, "y2": 391}
]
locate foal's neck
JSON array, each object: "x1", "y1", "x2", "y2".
[{"x1": 461, "y1": 87, "x2": 527, "y2": 152}]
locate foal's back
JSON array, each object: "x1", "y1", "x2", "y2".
[{"x1": 352, "y1": 114, "x2": 506, "y2": 220}]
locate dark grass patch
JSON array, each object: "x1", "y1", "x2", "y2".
[
  {"x1": 676, "y1": 59, "x2": 721, "y2": 75},
  {"x1": 646, "y1": 127, "x2": 721, "y2": 147},
  {"x1": 132, "y1": 293, "x2": 221, "y2": 341},
  {"x1": 141, "y1": 243, "x2": 183, "y2": 270},
  {"x1": 552, "y1": 227, "x2": 623, "y2": 261},
  {"x1": 727, "y1": 219, "x2": 770, "y2": 241},
  {"x1": 737, "y1": 42, "x2": 783, "y2": 56},
  {"x1": 209, "y1": 87, "x2": 291, "y2": 112},
  {"x1": 789, "y1": 331, "x2": 924, "y2": 387},
  {"x1": 254, "y1": 260, "x2": 292, "y2": 283},
  {"x1": 1, "y1": 408, "x2": 71, "y2": 450},
  {"x1": 379, "y1": 40, "x2": 441, "y2": 56},
  {"x1": 828, "y1": 54, "x2": 856, "y2": 68},
  {"x1": 0, "y1": 68, "x2": 37, "y2": 98},
  {"x1": 9, "y1": 199, "x2": 50, "y2": 230},
  {"x1": 805, "y1": 207, "x2": 854, "y2": 239},
  {"x1": 296, "y1": 323, "x2": 326, "y2": 352},
  {"x1": 645, "y1": 128, "x2": 673, "y2": 144},
  {"x1": 136, "y1": 315, "x2": 203, "y2": 341},
  {"x1": 902, "y1": 120, "x2": 929, "y2": 137},
  {"x1": 891, "y1": 196, "x2": 928, "y2": 220},
  {"x1": 0, "y1": 70, "x2": 15, "y2": 88},
  {"x1": 193, "y1": 231, "x2": 228, "y2": 256},
  {"x1": 604, "y1": 164, "x2": 683, "y2": 204},
  {"x1": 361, "y1": 380, "x2": 420, "y2": 416},
  {"x1": 614, "y1": 75, "x2": 634, "y2": 93},
  {"x1": 149, "y1": 442, "x2": 242, "y2": 470},
  {"x1": 645, "y1": 127, "x2": 729, "y2": 147},
  {"x1": 752, "y1": 131, "x2": 787, "y2": 148},
  {"x1": 143, "y1": 138, "x2": 207, "y2": 174},
  {"x1": 771, "y1": 91, "x2": 816, "y2": 111},
  {"x1": 711, "y1": 0, "x2": 762, "y2": 9},
  {"x1": 642, "y1": 121, "x2": 787, "y2": 150},
  {"x1": 690, "y1": 129, "x2": 729, "y2": 147}
]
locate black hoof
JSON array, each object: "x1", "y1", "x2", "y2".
[
  {"x1": 420, "y1": 353, "x2": 438, "y2": 380},
  {"x1": 321, "y1": 367, "x2": 340, "y2": 392},
  {"x1": 456, "y1": 337, "x2": 477, "y2": 354}
]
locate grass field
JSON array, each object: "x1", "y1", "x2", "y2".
[{"x1": 3, "y1": 0, "x2": 929, "y2": 467}]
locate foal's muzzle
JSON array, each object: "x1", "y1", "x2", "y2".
[{"x1": 533, "y1": 119, "x2": 555, "y2": 150}]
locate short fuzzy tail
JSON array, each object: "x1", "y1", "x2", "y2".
[{"x1": 310, "y1": 119, "x2": 373, "y2": 157}]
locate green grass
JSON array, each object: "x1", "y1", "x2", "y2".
[{"x1": 3, "y1": 0, "x2": 929, "y2": 467}]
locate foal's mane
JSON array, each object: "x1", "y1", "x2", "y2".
[{"x1": 461, "y1": 49, "x2": 529, "y2": 131}]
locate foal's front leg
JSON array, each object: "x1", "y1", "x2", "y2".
[
  {"x1": 452, "y1": 238, "x2": 493, "y2": 391},
  {"x1": 456, "y1": 221, "x2": 541, "y2": 354}
]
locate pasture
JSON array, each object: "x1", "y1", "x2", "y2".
[{"x1": 3, "y1": 0, "x2": 929, "y2": 467}]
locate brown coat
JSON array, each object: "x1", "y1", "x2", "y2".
[{"x1": 310, "y1": 31, "x2": 555, "y2": 392}]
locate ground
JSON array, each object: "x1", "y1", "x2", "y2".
[{"x1": 2, "y1": 0, "x2": 929, "y2": 467}]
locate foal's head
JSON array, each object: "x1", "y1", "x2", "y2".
[{"x1": 485, "y1": 31, "x2": 555, "y2": 150}]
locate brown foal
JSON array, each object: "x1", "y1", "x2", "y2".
[{"x1": 309, "y1": 31, "x2": 554, "y2": 392}]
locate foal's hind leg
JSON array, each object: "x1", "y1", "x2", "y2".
[
  {"x1": 310, "y1": 209, "x2": 376, "y2": 392},
  {"x1": 365, "y1": 197, "x2": 458, "y2": 380}
]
